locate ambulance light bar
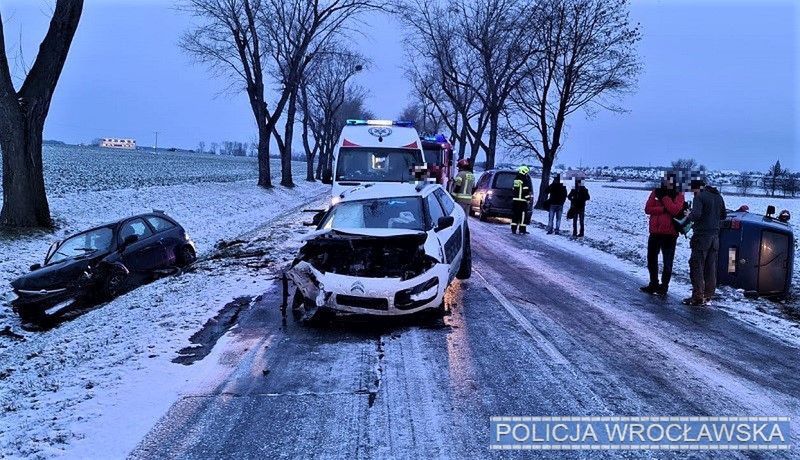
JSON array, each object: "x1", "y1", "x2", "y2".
[{"x1": 346, "y1": 119, "x2": 415, "y2": 128}]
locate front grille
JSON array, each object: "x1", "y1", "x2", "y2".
[{"x1": 335, "y1": 295, "x2": 389, "y2": 311}]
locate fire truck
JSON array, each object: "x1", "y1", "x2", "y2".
[{"x1": 420, "y1": 134, "x2": 454, "y2": 190}]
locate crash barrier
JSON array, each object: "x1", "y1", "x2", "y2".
[{"x1": 717, "y1": 207, "x2": 794, "y2": 298}]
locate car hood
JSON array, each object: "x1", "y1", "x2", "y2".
[
  {"x1": 294, "y1": 229, "x2": 434, "y2": 280},
  {"x1": 11, "y1": 257, "x2": 95, "y2": 291}
]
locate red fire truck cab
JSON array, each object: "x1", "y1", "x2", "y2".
[{"x1": 420, "y1": 134, "x2": 454, "y2": 189}]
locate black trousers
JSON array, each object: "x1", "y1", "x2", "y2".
[
  {"x1": 511, "y1": 200, "x2": 528, "y2": 232},
  {"x1": 572, "y1": 210, "x2": 585, "y2": 236},
  {"x1": 647, "y1": 234, "x2": 678, "y2": 287}
]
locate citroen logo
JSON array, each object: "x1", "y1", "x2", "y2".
[
  {"x1": 350, "y1": 281, "x2": 365, "y2": 294},
  {"x1": 368, "y1": 127, "x2": 392, "y2": 138}
]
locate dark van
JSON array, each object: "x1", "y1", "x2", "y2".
[
  {"x1": 717, "y1": 206, "x2": 794, "y2": 298},
  {"x1": 469, "y1": 169, "x2": 533, "y2": 221}
]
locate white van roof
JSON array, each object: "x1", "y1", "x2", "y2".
[{"x1": 337, "y1": 120, "x2": 422, "y2": 150}]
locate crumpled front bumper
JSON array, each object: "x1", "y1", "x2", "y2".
[{"x1": 286, "y1": 261, "x2": 449, "y2": 316}]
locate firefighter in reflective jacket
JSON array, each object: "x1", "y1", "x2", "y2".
[
  {"x1": 511, "y1": 165, "x2": 532, "y2": 234},
  {"x1": 451, "y1": 159, "x2": 475, "y2": 210}
]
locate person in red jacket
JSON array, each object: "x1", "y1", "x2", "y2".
[{"x1": 641, "y1": 172, "x2": 686, "y2": 296}]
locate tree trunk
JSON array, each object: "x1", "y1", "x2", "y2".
[
  {"x1": 280, "y1": 88, "x2": 297, "y2": 187},
  {"x1": 535, "y1": 153, "x2": 554, "y2": 210},
  {"x1": 0, "y1": 0, "x2": 83, "y2": 228},
  {"x1": 485, "y1": 111, "x2": 499, "y2": 170},
  {"x1": 301, "y1": 117, "x2": 316, "y2": 182},
  {"x1": 316, "y1": 146, "x2": 325, "y2": 180},
  {"x1": 457, "y1": 124, "x2": 468, "y2": 161},
  {"x1": 257, "y1": 123, "x2": 272, "y2": 188},
  {"x1": 0, "y1": 117, "x2": 51, "y2": 227}
]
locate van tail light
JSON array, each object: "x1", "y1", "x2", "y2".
[
  {"x1": 731, "y1": 219, "x2": 741, "y2": 230},
  {"x1": 728, "y1": 247, "x2": 738, "y2": 274}
]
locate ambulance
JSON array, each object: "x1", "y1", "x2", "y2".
[{"x1": 330, "y1": 120, "x2": 426, "y2": 203}]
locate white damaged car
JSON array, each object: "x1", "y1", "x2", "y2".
[{"x1": 286, "y1": 183, "x2": 471, "y2": 318}]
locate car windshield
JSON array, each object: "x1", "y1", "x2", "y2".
[
  {"x1": 47, "y1": 227, "x2": 114, "y2": 265},
  {"x1": 336, "y1": 148, "x2": 421, "y2": 183},
  {"x1": 423, "y1": 148, "x2": 442, "y2": 165},
  {"x1": 321, "y1": 197, "x2": 425, "y2": 231}
]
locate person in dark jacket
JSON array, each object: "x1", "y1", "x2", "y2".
[
  {"x1": 511, "y1": 165, "x2": 532, "y2": 234},
  {"x1": 545, "y1": 174, "x2": 568, "y2": 235},
  {"x1": 641, "y1": 173, "x2": 686, "y2": 296},
  {"x1": 567, "y1": 178, "x2": 590, "y2": 237},
  {"x1": 683, "y1": 178, "x2": 727, "y2": 306}
]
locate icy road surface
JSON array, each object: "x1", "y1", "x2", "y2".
[{"x1": 128, "y1": 217, "x2": 800, "y2": 459}]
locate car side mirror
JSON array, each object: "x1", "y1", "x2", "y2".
[
  {"x1": 121, "y1": 234, "x2": 139, "y2": 249},
  {"x1": 766, "y1": 205, "x2": 776, "y2": 217},
  {"x1": 304, "y1": 211, "x2": 326, "y2": 227},
  {"x1": 30, "y1": 263, "x2": 41, "y2": 271},
  {"x1": 436, "y1": 216, "x2": 454, "y2": 231}
]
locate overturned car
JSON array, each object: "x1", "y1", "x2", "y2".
[
  {"x1": 10, "y1": 212, "x2": 196, "y2": 322},
  {"x1": 287, "y1": 183, "x2": 471, "y2": 318}
]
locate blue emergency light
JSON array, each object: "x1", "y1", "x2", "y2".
[
  {"x1": 422, "y1": 134, "x2": 448, "y2": 143},
  {"x1": 346, "y1": 119, "x2": 415, "y2": 128}
]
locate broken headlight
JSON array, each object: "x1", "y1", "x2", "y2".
[{"x1": 394, "y1": 277, "x2": 439, "y2": 310}]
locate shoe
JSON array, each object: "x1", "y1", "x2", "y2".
[
  {"x1": 682, "y1": 297, "x2": 705, "y2": 306},
  {"x1": 546, "y1": 230, "x2": 553, "y2": 235},
  {"x1": 511, "y1": 228, "x2": 517, "y2": 234},
  {"x1": 655, "y1": 285, "x2": 668, "y2": 296},
  {"x1": 640, "y1": 284, "x2": 659, "y2": 294},
  {"x1": 554, "y1": 230, "x2": 561, "y2": 235},
  {"x1": 520, "y1": 228, "x2": 528, "y2": 235}
]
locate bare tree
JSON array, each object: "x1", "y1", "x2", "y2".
[
  {"x1": 778, "y1": 169, "x2": 796, "y2": 198},
  {"x1": 503, "y1": 0, "x2": 641, "y2": 208},
  {"x1": 0, "y1": 0, "x2": 84, "y2": 228},
  {"x1": 734, "y1": 171, "x2": 753, "y2": 196},
  {"x1": 402, "y1": 0, "x2": 535, "y2": 168},
  {"x1": 180, "y1": 0, "x2": 275, "y2": 187},
  {"x1": 763, "y1": 160, "x2": 784, "y2": 197},
  {"x1": 297, "y1": 46, "x2": 365, "y2": 181},
  {"x1": 261, "y1": 0, "x2": 386, "y2": 187},
  {"x1": 198, "y1": 141, "x2": 206, "y2": 154}
]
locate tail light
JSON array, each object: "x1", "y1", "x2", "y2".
[{"x1": 728, "y1": 247, "x2": 738, "y2": 274}]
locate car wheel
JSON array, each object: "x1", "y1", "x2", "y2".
[
  {"x1": 456, "y1": 227, "x2": 472, "y2": 280},
  {"x1": 102, "y1": 268, "x2": 127, "y2": 300},
  {"x1": 17, "y1": 306, "x2": 46, "y2": 324},
  {"x1": 478, "y1": 203, "x2": 489, "y2": 222},
  {"x1": 177, "y1": 245, "x2": 197, "y2": 267}
]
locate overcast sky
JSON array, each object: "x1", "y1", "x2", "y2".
[{"x1": 1, "y1": 0, "x2": 797, "y2": 171}]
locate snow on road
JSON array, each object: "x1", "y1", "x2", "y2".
[{"x1": 0, "y1": 148, "x2": 327, "y2": 458}]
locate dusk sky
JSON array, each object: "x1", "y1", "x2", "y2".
[{"x1": 1, "y1": 0, "x2": 797, "y2": 171}]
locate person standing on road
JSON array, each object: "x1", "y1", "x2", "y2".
[
  {"x1": 641, "y1": 172, "x2": 685, "y2": 296},
  {"x1": 451, "y1": 159, "x2": 475, "y2": 214},
  {"x1": 511, "y1": 165, "x2": 532, "y2": 235},
  {"x1": 567, "y1": 178, "x2": 590, "y2": 238},
  {"x1": 683, "y1": 176, "x2": 727, "y2": 306},
  {"x1": 545, "y1": 174, "x2": 568, "y2": 235}
]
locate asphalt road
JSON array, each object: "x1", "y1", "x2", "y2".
[{"x1": 130, "y1": 217, "x2": 800, "y2": 459}]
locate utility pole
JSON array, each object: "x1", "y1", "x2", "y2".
[{"x1": 154, "y1": 131, "x2": 159, "y2": 154}]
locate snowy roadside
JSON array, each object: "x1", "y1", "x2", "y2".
[
  {"x1": 521, "y1": 179, "x2": 800, "y2": 346},
  {"x1": 0, "y1": 180, "x2": 327, "y2": 458}
]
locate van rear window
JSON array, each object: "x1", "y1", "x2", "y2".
[{"x1": 493, "y1": 173, "x2": 517, "y2": 189}]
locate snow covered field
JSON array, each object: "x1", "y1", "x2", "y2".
[{"x1": 0, "y1": 145, "x2": 326, "y2": 457}]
